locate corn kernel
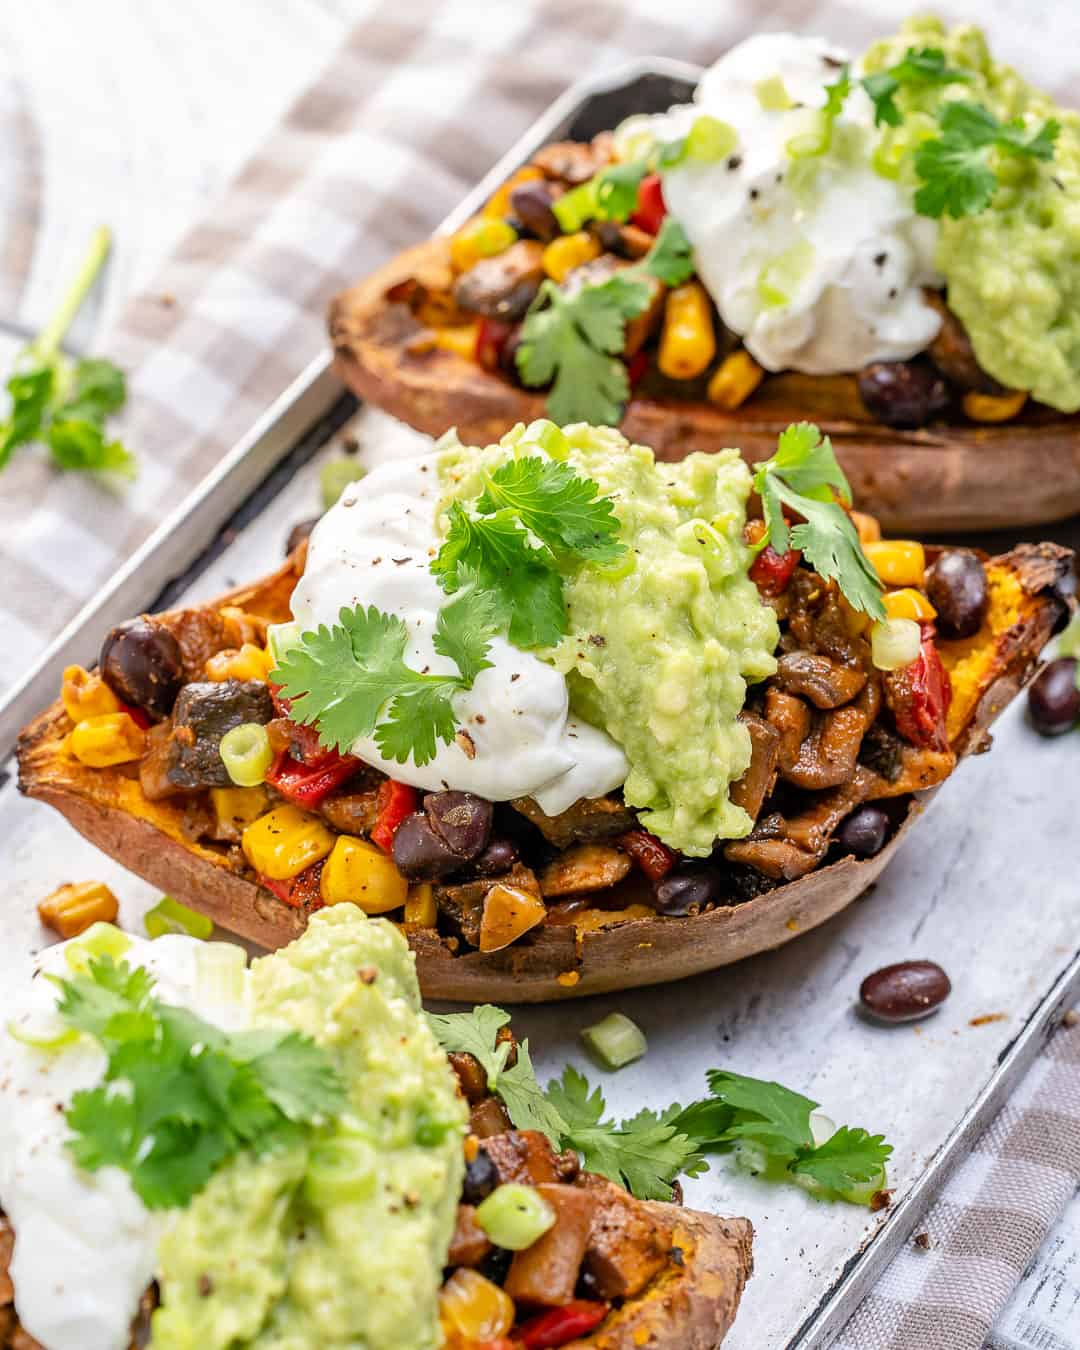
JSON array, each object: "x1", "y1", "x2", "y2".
[
  {"x1": 449, "y1": 216, "x2": 517, "y2": 271},
  {"x1": 211, "y1": 786, "x2": 270, "y2": 838},
  {"x1": 38, "y1": 881, "x2": 119, "y2": 939},
  {"x1": 431, "y1": 322, "x2": 480, "y2": 361},
  {"x1": 658, "y1": 281, "x2": 717, "y2": 381},
  {"x1": 439, "y1": 1268, "x2": 515, "y2": 1342},
  {"x1": 882, "y1": 588, "x2": 937, "y2": 622},
  {"x1": 69, "y1": 712, "x2": 146, "y2": 767},
  {"x1": 320, "y1": 835, "x2": 408, "y2": 914},
  {"x1": 864, "y1": 539, "x2": 926, "y2": 589},
  {"x1": 205, "y1": 643, "x2": 273, "y2": 683},
  {"x1": 851, "y1": 510, "x2": 881, "y2": 545},
  {"x1": 479, "y1": 884, "x2": 547, "y2": 953},
  {"x1": 242, "y1": 804, "x2": 335, "y2": 881},
  {"x1": 404, "y1": 882, "x2": 437, "y2": 928},
  {"x1": 483, "y1": 165, "x2": 544, "y2": 219},
  {"x1": 61, "y1": 665, "x2": 121, "y2": 724},
  {"x1": 706, "y1": 349, "x2": 764, "y2": 409},
  {"x1": 962, "y1": 389, "x2": 1027, "y2": 423},
  {"x1": 541, "y1": 231, "x2": 601, "y2": 283}
]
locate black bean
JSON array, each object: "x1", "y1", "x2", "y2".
[
  {"x1": 424, "y1": 791, "x2": 492, "y2": 859},
  {"x1": 653, "y1": 867, "x2": 723, "y2": 916},
  {"x1": 461, "y1": 1149, "x2": 499, "y2": 1205},
  {"x1": 473, "y1": 837, "x2": 519, "y2": 876},
  {"x1": 1028, "y1": 658, "x2": 1080, "y2": 736},
  {"x1": 836, "y1": 806, "x2": 890, "y2": 858},
  {"x1": 859, "y1": 960, "x2": 951, "y2": 1023},
  {"x1": 925, "y1": 550, "x2": 989, "y2": 639},
  {"x1": 858, "y1": 359, "x2": 951, "y2": 429},
  {"x1": 286, "y1": 516, "x2": 320, "y2": 556},
  {"x1": 391, "y1": 812, "x2": 463, "y2": 880},
  {"x1": 100, "y1": 618, "x2": 184, "y2": 720},
  {"x1": 509, "y1": 180, "x2": 561, "y2": 241}
]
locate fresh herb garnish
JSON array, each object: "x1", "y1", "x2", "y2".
[
  {"x1": 787, "y1": 66, "x2": 852, "y2": 159},
  {"x1": 273, "y1": 585, "x2": 499, "y2": 766},
  {"x1": 913, "y1": 101, "x2": 1060, "y2": 219},
  {"x1": 672, "y1": 1070, "x2": 892, "y2": 1201},
  {"x1": 0, "y1": 226, "x2": 133, "y2": 478},
  {"x1": 54, "y1": 954, "x2": 344, "y2": 1209},
  {"x1": 431, "y1": 453, "x2": 625, "y2": 649},
  {"x1": 553, "y1": 160, "x2": 650, "y2": 233},
  {"x1": 753, "y1": 423, "x2": 885, "y2": 619},
  {"x1": 861, "y1": 46, "x2": 972, "y2": 128},
  {"x1": 516, "y1": 217, "x2": 695, "y2": 425}
]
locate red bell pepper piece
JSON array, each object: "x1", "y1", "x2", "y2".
[
  {"x1": 626, "y1": 349, "x2": 649, "y2": 388},
  {"x1": 518, "y1": 1300, "x2": 610, "y2": 1348},
  {"x1": 477, "y1": 318, "x2": 515, "y2": 373},
  {"x1": 117, "y1": 701, "x2": 151, "y2": 731},
  {"x1": 630, "y1": 173, "x2": 666, "y2": 235},
  {"x1": 370, "y1": 779, "x2": 419, "y2": 853},
  {"x1": 749, "y1": 543, "x2": 802, "y2": 597},
  {"x1": 265, "y1": 749, "x2": 359, "y2": 809},
  {"x1": 258, "y1": 861, "x2": 325, "y2": 911},
  {"x1": 885, "y1": 623, "x2": 952, "y2": 752},
  {"x1": 618, "y1": 828, "x2": 677, "y2": 881}
]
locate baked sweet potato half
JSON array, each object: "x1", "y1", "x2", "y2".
[
  {"x1": 0, "y1": 1039, "x2": 753, "y2": 1350},
  {"x1": 18, "y1": 535, "x2": 1073, "y2": 1003}
]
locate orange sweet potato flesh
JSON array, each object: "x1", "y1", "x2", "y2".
[
  {"x1": 329, "y1": 236, "x2": 1080, "y2": 534},
  {"x1": 16, "y1": 545, "x2": 1069, "y2": 1002}
]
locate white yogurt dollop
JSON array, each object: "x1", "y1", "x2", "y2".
[
  {"x1": 0, "y1": 935, "x2": 250, "y2": 1350},
  {"x1": 630, "y1": 33, "x2": 942, "y2": 374},
  {"x1": 288, "y1": 456, "x2": 628, "y2": 814}
]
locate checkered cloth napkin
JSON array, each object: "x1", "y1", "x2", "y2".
[{"x1": 0, "y1": 1, "x2": 1077, "y2": 1343}]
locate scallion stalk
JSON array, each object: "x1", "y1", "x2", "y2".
[
  {"x1": 219, "y1": 721, "x2": 273, "y2": 787},
  {"x1": 580, "y1": 1012, "x2": 648, "y2": 1070},
  {"x1": 474, "y1": 1184, "x2": 556, "y2": 1250}
]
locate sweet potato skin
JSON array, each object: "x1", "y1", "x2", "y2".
[
  {"x1": 329, "y1": 237, "x2": 1080, "y2": 534},
  {"x1": 16, "y1": 546, "x2": 1069, "y2": 1002}
]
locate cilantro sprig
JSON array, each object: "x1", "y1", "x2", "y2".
[
  {"x1": 753, "y1": 423, "x2": 885, "y2": 619},
  {"x1": 273, "y1": 584, "x2": 499, "y2": 766},
  {"x1": 432, "y1": 453, "x2": 625, "y2": 649},
  {"x1": 516, "y1": 217, "x2": 695, "y2": 426},
  {"x1": 53, "y1": 954, "x2": 344, "y2": 1210},
  {"x1": 1, "y1": 226, "x2": 133, "y2": 478},
  {"x1": 861, "y1": 46, "x2": 972, "y2": 128},
  {"x1": 913, "y1": 101, "x2": 1060, "y2": 219}
]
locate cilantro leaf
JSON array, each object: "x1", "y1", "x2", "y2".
[
  {"x1": 914, "y1": 101, "x2": 1060, "y2": 219},
  {"x1": 499, "y1": 1041, "x2": 572, "y2": 1144},
  {"x1": 474, "y1": 455, "x2": 624, "y2": 564},
  {"x1": 552, "y1": 159, "x2": 649, "y2": 233},
  {"x1": 790, "y1": 1125, "x2": 893, "y2": 1192},
  {"x1": 55, "y1": 955, "x2": 344, "y2": 1209},
  {"x1": 753, "y1": 423, "x2": 884, "y2": 619},
  {"x1": 639, "y1": 217, "x2": 695, "y2": 287},
  {"x1": 0, "y1": 228, "x2": 133, "y2": 477},
  {"x1": 861, "y1": 46, "x2": 972, "y2": 128},
  {"x1": 704, "y1": 1069, "x2": 816, "y2": 1156},
  {"x1": 273, "y1": 596, "x2": 494, "y2": 766}
]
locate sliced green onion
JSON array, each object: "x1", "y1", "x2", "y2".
[
  {"x1": 837, "y1": 1163, "x2": 888, "y2": 1207},
  {"x1": 145, "y1": 895, "x2": 214, "y2": 941},
  {"x1": 306, "y1": 1127, "x2": 378, "y2": 1206},
  {"x1": 686, "y1": 115, "x2": 738, "y2": 163},
  {"x1": 871, "y1": 617, "x2": 921, "y2": 671},
  {"x1": 195, "y1": 941, "x2": 247, "y2": 1009},
  {"x1": 7, "y1": 1019, "x2": 80, "y2": 1052},
  {"x1": 526, "y1": 419, "x2": 570, "y2": 461},
  {"x1": 475, "y1": 1184, "x2": 556, "y2": 1250},
  {"x1": 63, "y1": 921, "x2": 131, "y2": 973},
  {"x1": 809, "y1": 1110, "x2": 835, "y2": 1148},
  {"x1": 219, "y1": 722, "x2": 273, "y2": 787},
  {"x1": 580, "y1": 1012, "x2": 648, "y2": 1070},
  {"x1": 757, "y1": 239, "x2": 815, "y2": 309},
  {"x1": 321, "y1": 457, "x2": 363, "y2": 511},
  {"x1": 267, "y1": 621, "x2": 301, "y2": 668},
  {"x1": 755, "y1": 75, "x2": 793, "y2": 111}
]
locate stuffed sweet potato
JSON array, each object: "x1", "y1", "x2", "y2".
[
  {"x1": 330, "y1": 19, "x2": 1080, "y2": 534},
  {"x1": 18, "y1": 523, "x2": 1073, "y2": 1002}
]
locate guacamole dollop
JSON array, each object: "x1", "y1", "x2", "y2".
[
  {"x1": 439, "y1": 422, "x2": 779, "y2": 856},
  {"x1": 863, "y1": 16, "x2": 1080, "y2": 412},
  {"x1": 151, "y1": 907, "x2": 466, "y2": 1350}
]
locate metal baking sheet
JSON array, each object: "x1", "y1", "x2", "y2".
[{"x1": 3, "y1": 63, "x2": 1080, "y2": 1350}]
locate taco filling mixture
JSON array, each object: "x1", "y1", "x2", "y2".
[{"x1": 390, "y1": 16, "x2": 1079, "y2": 429}]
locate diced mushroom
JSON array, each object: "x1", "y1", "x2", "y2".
[
  {"x1": 448, "y1": 1205, "x2": 494, "y2": 1268},
  {"x1": 511, "y1": 795, "x2": 637, "y2": 849},
  {"x1": 729, "y1": 713, "x2": 781, "y2": 820},
  {"x1": 160, "y1": 680, "x2": 275, "y2": 792},
  {"x1": 539, "y1": 843, "x2": 631, "y2": 897},
  {"x1": 320, "y1": 785, "x2": 382, "y2": 836},
  {"x1": 453, "y1": 240, "x2": 545, "y2": 321},
  {"x1": 504, "y1": 1184, "x2": 597, "y2": 1307},
  {"x1": 470, "y1": 1097, "x2": 513, "y2": 1139},
  {"x1": 531, "y1": 133, "x2": 614, "y2": 185},
  {"x1": 775, "y1": 651, "x2": 867, "y2": 709},
  {"x1": 481, "y1": 1130, "x2": 561, "y2": 1186},
  {"x1": 780, "y1": 680, "x2": 880, "y2": 791},
  {"x1": 765, "y1": 687, "x2": 812, "y2": 772}
]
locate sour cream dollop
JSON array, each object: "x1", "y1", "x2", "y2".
[
  {"x1": 628, "y1": 33, "x2": 942, "y2": 374},
  {"x1": 287, "y1": 456, "x2": 628, "y2": 813},
  {"x1": 0, "y1": 934, "x2": 247, "y2": 1350}
]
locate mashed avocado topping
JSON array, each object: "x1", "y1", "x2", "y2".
[
  {"x1": 863, "y1": 16, "x2": 1080, "y2": 411},
  {"x1": 439, "y1": 422, "x2": 779, "y2": 855},
  {"x1": 151, "y1": 907, "x2": 466, "y2": 1350}
]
